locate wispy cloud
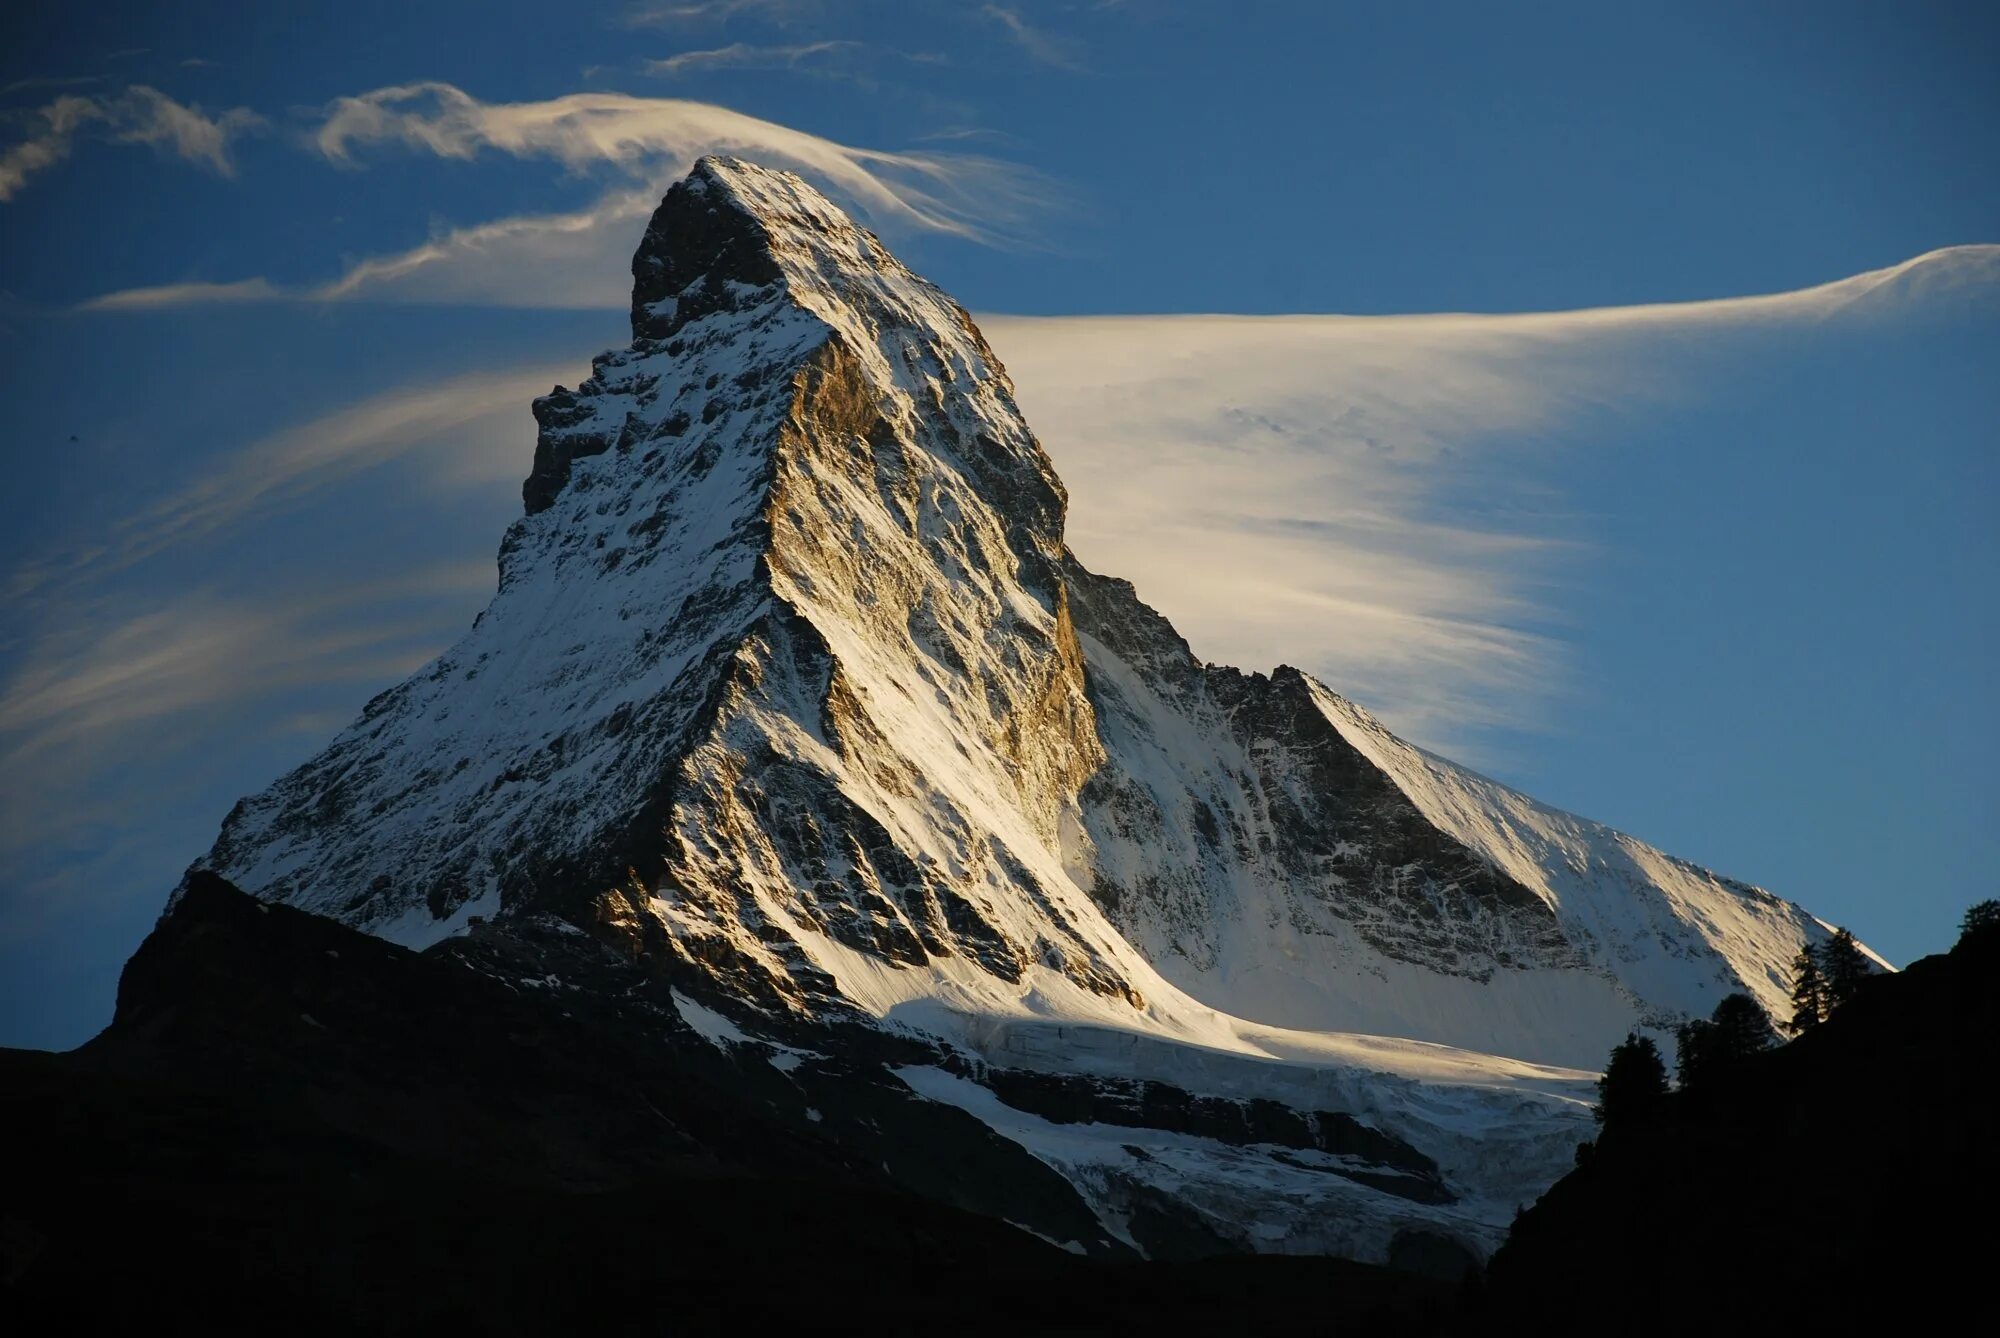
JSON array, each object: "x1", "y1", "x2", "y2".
[
  {"x1": 0, "y1": 96, "x2": 99, "y2": 201},
  {"x1": 0, "y1": 566, "x2": 494, "y2": 853},
  {"x1": 646, "y1": 39, "x2": 864, "y2": 78},
  {"x1": 311, "y1": 83, "x2": 1034, "y2": 238},
  {"x1": 912, "y1": 126, "x2": 1023, "y2": 146},
  {"x1": 82, "y1": 200, "x2": 653, "y2": 311},
  {"x1": 0, "y1": 359, "x2": 551, "y2": 907},
  {"x1": 981, "y1": 4, "x2": 1089, "y2": 72},
  {"x1": 0, "y1": 571, "x2": 483, "y2": 770},
  {"x1": 1, "y1": 76, "x2": 103, "y2": 97},
  {"x1": 0, "y1": 84, "x2": 262, "y2": 202},
  {"x1": 643, "y1": 39, "x2": 950, "y2": 97},
  {"x1": 81, "y1": 276, "x2": 284, "y2": 310},
  {"x1": 84, "y1": 82, "x2": 1050, "y2": 308},
  {"x1": 48, "y1": 243, "x2": 2000, "y2": 769},
  {"x1": 9, "y1": 363, "x2": 563, "y2": 603},
  {"x1": 111, "y1": 85, "x2": 263, "y2": 174},
  {"x1": 621, "y1": 0, "x2": 817, "y2": 27},
  {"x1": 983, "y1": 244, "x2": 2000, "y2": 750},
  {"x1": 989, "y1": 313, "x2": 1584, "y2": 747}
]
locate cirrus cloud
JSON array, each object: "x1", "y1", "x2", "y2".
[
  {"x1": 986, "y1": 243, "x2": 2000, "y2": 748},
  {"x1": 55, "y1": 243, "x2": 2000, "y2": 762},
  {"x1": 645, "y1": 40, "x2": 866, "y2": 78},
  {"x1": 82, "y1": 82, "x2": 1049, "y2": 310},
  {"x1": 0, "y1": 85, "x2": 262, "y2": 202},
  {"x1": 310, "y1": 82, "x2": 1039, "y2": 239},
  {"x1": 8, "y1": 363, "x2": 568, "y2": 602}
]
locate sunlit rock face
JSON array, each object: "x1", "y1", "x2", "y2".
[{"x1": 178, "y1": 157, "x2": 1865, "y2": 1264}]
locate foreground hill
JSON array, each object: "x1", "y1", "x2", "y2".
[
  {"x1": 0, "y1": 876, "x2": 1451, "y2": 1335},
  {"x1": 6, "y1": 881, "x2": 1979, "y2": 1332},
  {"x1": 1484, "y1": 923, "x2": 1998, "y2": 1330}
]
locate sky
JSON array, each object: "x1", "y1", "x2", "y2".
[{"x1": 0, "y1": 0, "x2": 1995, "y2": 1051}]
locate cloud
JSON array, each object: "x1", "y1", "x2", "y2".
[
  {"x1": 312, "y1": 83, "x2": 1035, "y2": 239},
  {"x1": 981, "y1": 5, "x2": 1089, "y2": 72},
  {"x1": 621, "y1": 0, "x2": 816, "y2": 27},
  {"x1": 107, "y1": 85, "x2": 262, "y2": 173},
  {"x1": 987, "y1": 313, "x2": 1585, "y2": 747},
  {"x1": 80, "y1": 276, "x2": 284, "y2": 310},
  {"x1": 643, "y1": 40, "x2": 946, "y2": 84},
  {"x1": 0, "y1": 95, "x2": 99, "y2": 201},
  {"x1": 83, "y1": 82, "x2": 1049, "y2": 308},
  {"x1": 645, "y1": 40, "x2": 863, "y2": 78},
  {"x1": 0, "y1": 565, "x2": 495, "y2": 853},
  {"x1": 9, "y1": 363, "x2": 564, "y2": 602},
  {"x1": 82, "y1": 202, "x2": 651, "y2": 312},
  {"x1": 50, "y1": 242, "x2": 2000, "y2": 769},
  {"x1": 0, "y1": 357, "x2": 555, "y2": 860},
  {"x1": 1, "y1": 76, "x2": 103, "y2": 97},
  {"x1": 0, "y1": 570, "x2": 484, "y2": 768},
  {"x1": 82, "y1": 196, "x2": 646, "y2": 311},
  {"x1": 322, "y1": 195, "x2": 659, "y2": 305},
  {"x1": 0, "y1": 360, "x2": 550, "y2": 929},
  {"x1": 981, "y1": 244, "x2": 2000, "y2": 749},
  {"x1": 0, "y1": 85, "x2": 262, "y2": 201}
]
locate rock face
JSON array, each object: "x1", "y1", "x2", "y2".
[{"x1": 176, "y1": 157, "x2": 1870, "y2": 1264}]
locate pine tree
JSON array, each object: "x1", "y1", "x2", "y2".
[
  {"x1": 1960, "y1": 900, "x2": 2000, "y2": 945},
  {"x1": 1675, "y1": 993, "x2": 1775, "y2": 1092},
  {"x1": 1709, "y1": 992, "x2": 1777, "y2": 1059},
  {"x1": 1786, "y1": 946, "x2": 1826, "y2": 1035},
  {"x1": 1820, "y1": 927, "x2": 1871, "y2": 1011},
  {"x1": 1674, "y1": 1018, "x2": 1716, "y2": 1091},
  {"x1": 1594, "y1": 1032, "x2": 1669, "y2": 1130}
]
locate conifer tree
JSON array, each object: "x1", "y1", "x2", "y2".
[
  {"x1": 1675, "y1": 993, "x2": 1774, "y2": 1091},
  {"x1": 1820, "y1": 927, "x2": 1871, "y2": 1011},
  {"x1": 1709, "y1": 992, "x2": 1777, "y2": 1059},
  {"x1": 1960, "y1": 900, "x2": 2000, "y2": 945},
  {"x1": 1674, "y1": 1017, "x2": 1714, "y2": 1091},
  {"x1": 1786, "y1": 946, "x2": 1826, "y2": 1035},
  {"x1": 1594, "y1": 1032, "x2": 1669, "y2": 1129}
]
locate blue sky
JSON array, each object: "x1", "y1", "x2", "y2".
[{"x1": 1, "y1": 1, "x2": 1995, "y2": 1050}]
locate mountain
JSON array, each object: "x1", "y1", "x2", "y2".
[{"x1": 168, "y1": 156, "x2": 1867, "y2": 1265}]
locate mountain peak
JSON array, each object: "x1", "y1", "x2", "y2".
[
  {"x1": 629, "y1": 154, "x2": 899, "y2": 344},
  {"x1": 613, "y1": 157, "x2": 1064, "y2": 546},
  {"x1": 628, "y1": 156, "x2": 787, "y2": 343}
]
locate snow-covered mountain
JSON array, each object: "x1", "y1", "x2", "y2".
[{"x1": 177, "y1": 157, "x2": 1866, "y2": 1264}]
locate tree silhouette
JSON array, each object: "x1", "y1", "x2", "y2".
[
  {"x1": 1710, "y1": 992, "x2": 1777, "y2": 1055},
  {"x1": 1820, "y1": 928, "x2": 1871, "y2": 1011},
  {"x1": 1676, "y1": 993, "x2": 1775, "y2": 1091},
  {"x1": 1786, "y1": 947, "x2": 1826, "y2": 1035},
  {"x1": 1594, "y1": 1032, "x2": 1669, "y2": 1131},
  {"x1": 1960, "y1": 900, "x2": 2000, "y2": 945}
]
